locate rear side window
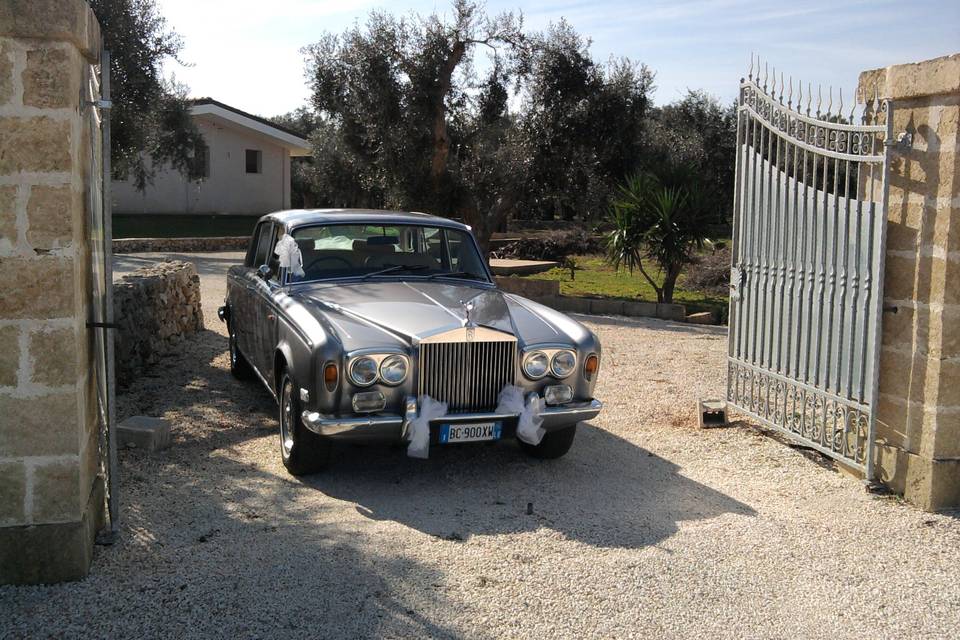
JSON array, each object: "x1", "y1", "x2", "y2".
[{"x1": 247, "y1": 222, "x2": 274, "y2": 267}]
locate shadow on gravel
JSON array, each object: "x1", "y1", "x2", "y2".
[
  {"x1": 2, "y1": 331, "x2": 473, "y2": 639},
  {"x1": 305, "y1": 424, "x2": 756, "y2": 549}
]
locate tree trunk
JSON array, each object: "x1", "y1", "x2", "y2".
[
  {"x1": 463, "y1": 194, "x2": 514, "y2": 263},
  {"x1": 430, "y1": 41, "x2": 466, "y2": 190},
  {"x1": 661, "y1": 264, "x2": 683, "y2": 304}
]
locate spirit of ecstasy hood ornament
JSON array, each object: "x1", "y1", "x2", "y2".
[{"x1": 460, "y1": 299, "x2": 476, "y2": 329}]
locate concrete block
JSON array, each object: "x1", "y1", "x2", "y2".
[
  {"x1": 588, "y1": 298, "x2": 624, "y2": 316},
  {"x1": 697, "y1": 399, "x2": 728, "y2": 428},
  {"x1": 0, "y1": 116, "x2": 72, "y2": 175},
  {"x1": 117, "y1": 416, "x2": 171, "y2": 451},
  {"x1": 555, "y1": 296, "x2": 591, "y2": 314},
  {"x1": 622, "y1": 301, "x2": 657, "y2": 318},
  {"x1": 656, "y1": 303, "x2": 687, "y2": 321}
]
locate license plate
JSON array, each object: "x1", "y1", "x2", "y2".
[{"x1": 439, "y1": 421, "x2": 502, "y2": 444}]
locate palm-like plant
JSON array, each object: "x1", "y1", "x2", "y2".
[{"x1": 606, "y1": 164, "x2": 713, "y2": 303}]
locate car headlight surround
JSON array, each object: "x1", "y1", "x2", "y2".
[
  {"x1": 349, "y1": 356, "x2": 379, "y2": 387},
  {"x1": 522, "y1": 350, "x2": 549, "y2": 380},
  {"x1": 550, "y1": 350, "x2": 577, "y2": 378},
  {"x1": 379, "y1": 355, "x2": 408, "y2": 385}
]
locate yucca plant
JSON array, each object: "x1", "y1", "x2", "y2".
[{"x1": 606, "y1": 164, "x2": 713, "y2": 303}]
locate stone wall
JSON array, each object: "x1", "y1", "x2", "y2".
[
  {"x1": 858, "y1": 53, "x2": 960, "y2": 510},
  {"x1": 114, "y1": 261, "x2": 204, "y2": 384},
  {"x1": 113, "y1": 235, "x2": 249, "y2": 254},
  {"x1": 0, "y1": 0, "x2": 104, "y2": 583}
]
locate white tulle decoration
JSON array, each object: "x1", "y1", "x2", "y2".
[
  {"x1": 274, "y1": 234, "x2": 305, "y2": 277},
  {"x1": 496, "y1": 385, "x2": 545, "y2": 445},
  {"x1": 407, "y1": 395, "x2": 448, "y2": 459}
]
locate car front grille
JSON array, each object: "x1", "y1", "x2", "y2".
[{"x1": 418, "y1": 335, "x2": 517, "y2": 413}]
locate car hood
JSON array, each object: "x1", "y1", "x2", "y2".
[{"x1": 288, "y1": 279, "x2": 591, "y2": 352}]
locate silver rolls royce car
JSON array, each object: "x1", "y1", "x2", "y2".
[{"x1": 219, "y1": 209, "x2": 602, "y2": 475}]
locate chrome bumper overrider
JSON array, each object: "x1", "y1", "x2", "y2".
[{"x1": 301, "y1": 396, "x2": 603, "y2": 441}]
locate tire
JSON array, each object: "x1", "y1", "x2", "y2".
[
  {"x1": 519, "y1": 423, "x2": 577, "y2": 459},
  {"x1": 228, "y1": 320, "x2": 253, "y2": 380},
  {"x1": 278, "y1": 369, "x2": 331, "y2": 475}
]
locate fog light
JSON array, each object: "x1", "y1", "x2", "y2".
[
  {"x1": 352, "y1": 391, "x2": 386, "y2": 413},
  {"x1": 544, "y1": 384, "x2": 573, "y2": 406}
]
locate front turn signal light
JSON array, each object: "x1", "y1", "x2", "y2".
[
  {"x1": 324, "y1": 362, "x2": 339, "y2": 391},
  {"x1": 584, "y1": 354, "x2": 599, "y2": 379}
]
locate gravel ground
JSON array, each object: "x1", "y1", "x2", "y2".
[{"x1": 2, "y1": 253, "x2": 959, "y2": 639}]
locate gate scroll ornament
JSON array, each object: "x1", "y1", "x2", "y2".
[{"x1": 726, "y1": 57, "x2": 893, "y2": 478}]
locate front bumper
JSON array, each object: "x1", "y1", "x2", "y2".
[{"x1": 301, "y1": 396, "x2": 603, "y2": 443}]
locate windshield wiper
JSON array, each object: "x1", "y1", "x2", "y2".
[
  {"x1": 362, "y1": 264, "x2": 430, "y2": 280},
  {"x1": 425, "y1": 270, "x2": 485, "y2": 281}
]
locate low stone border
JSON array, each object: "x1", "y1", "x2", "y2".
[
  {"x1": 113, "y1": 236, "x2": 249, "y2": 254},
  {"x1": 526, "y1": 295, "x2": 688, "y2": 322}
]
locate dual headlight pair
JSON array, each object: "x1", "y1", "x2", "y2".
[
  {"x1": 349, "y1": 354, "x2": 408, "y2": 387},
  {"x1": 349, "y1": 348, "x2": 579, "y2": 387},
  {"x1": 522, "y1": 349, "x2": 577, "y2": 380}
]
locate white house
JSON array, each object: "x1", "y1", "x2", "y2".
[{"x1": 112, "y1": 99, "x2": 311, "y2": 215}]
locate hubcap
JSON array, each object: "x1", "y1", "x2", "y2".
[{"x1": 280, "y1": 380, "x2": 295, "y2": 456}]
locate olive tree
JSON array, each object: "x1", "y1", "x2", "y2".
[{"x1": 90, "y1": 0, "x2": 203, "y2": 189}]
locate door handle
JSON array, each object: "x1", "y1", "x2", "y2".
[{"x1": 267, "y1": 313, "x2": 276, "y2": 322}]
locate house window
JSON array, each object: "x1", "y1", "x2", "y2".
[
  {"x1": 245, "y1": 149, "x2": 262, "y2": 174},
  {"x1": 191, "y1": 143, "x2": 210, "y2": 180}
]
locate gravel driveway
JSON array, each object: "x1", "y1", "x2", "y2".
[{"x1": 3, "y1": 253, "x2": 959, "y2": 639}]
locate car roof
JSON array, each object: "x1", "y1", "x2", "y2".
[{"x1": 259, "y1": 209, "x2": 471, "y2": 232}]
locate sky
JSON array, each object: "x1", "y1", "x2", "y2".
[{"x1": 156, "y1": 0, "x2": 960, "y2": 117}]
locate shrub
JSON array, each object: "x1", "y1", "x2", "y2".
[
  {"x1": 684, "y1": 247, "x2": 730, "y2": 294},
  {"x1": 494, "y1": 230, "x2": 605, "y2": 261}
]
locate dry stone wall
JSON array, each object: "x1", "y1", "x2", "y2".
[{"x1": 113, "y1": 261, "x2": 204, "y2": 383}]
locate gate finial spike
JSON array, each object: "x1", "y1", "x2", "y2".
[
  {"x1": 838, "y1": 87, "x2": 844, "y2": 121},
  {"x1": 827, "y1": 86, "x2": 833, "y2": 119},
  {"x1": 779, "y1": 71, "x2": 785, "y2": 103},
  {"x1": 806, "y1": 82, "x2": 812, "y2": 115},
  {"x1": 849, "y1": 88, "x2": 856, "y2": 122},
  {"x1": 763, "y1": 62, "x2": 768, "y2": 91},
  {"x1": 816, "y1": 84, "x2": 822, "y2": 118},
  {"x1": 748, "y1": 52, "x2": 754, "y2": 80},
  {"x1": 787, "y1": 76, "x2": 793, "y2": 108},
  {"x1": 770, "y1": 65, "x2": 776, "y2": 95}
]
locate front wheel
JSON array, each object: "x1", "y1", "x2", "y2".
[
  {"x1": 279, "y1": 370, "x2": 331, "y2": 475},
  {"x1": 518, "y1": 424, "x2": 577, "y2": 459}
]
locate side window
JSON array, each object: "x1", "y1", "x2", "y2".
[
  {"x1": 246, "y1": 223, "x2": 267, "y2": 267},
  {"x1": 248, "y1": 223, "x2": 274, "y2": 268}
]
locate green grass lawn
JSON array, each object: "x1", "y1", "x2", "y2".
[{"x1": 523, "y1": 255, "x2": 729, "y2": 313}]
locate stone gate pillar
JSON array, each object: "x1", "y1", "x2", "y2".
[
  {"x1": 859, "y1": 53, "x2": 960, "y2": 510},
  {"x1": 0, "y1": 0, "x2": 104, "y2": 583}
]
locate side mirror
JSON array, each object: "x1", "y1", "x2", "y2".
[{"x1": 257, "y1": 264, "x2": 271, "y2": 280}]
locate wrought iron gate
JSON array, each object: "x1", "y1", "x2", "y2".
[{"x1": 726, "y1": 60, "x2": 893, "y2": 478}]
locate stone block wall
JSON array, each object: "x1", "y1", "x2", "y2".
[
  {"x1": 114, "y1": 261, "x2": 204, "y2": 383},
  {"x1": 112, "y1": 235, "x2": 249, "y2": 254},
  {"x1": 859, "y1": 53, "x2": 960, "y2": 510},
  {"x1": 0, "y1": 0, "x2": 104, "y2": 583}
]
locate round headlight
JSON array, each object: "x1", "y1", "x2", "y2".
[
  {"x1": 379, "y1": 355, "x2": 408, "y2": 385},
  {"x1": 551, "y1": 351, "x2": 576, "y2": 378},
  {"x1": 349, "y1": 356, "x2": 378, "y2": 386},
  {"x1": 522, "y1": 351, "x2": 549, "y2": 379}
]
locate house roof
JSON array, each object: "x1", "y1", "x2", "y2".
[{"x1": 190, "y1": 98, "x2": 311, "y2": 156}]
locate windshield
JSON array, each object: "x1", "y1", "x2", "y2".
[{"x1": 287, "y1": 223, "x2": 489, "y2": 284}]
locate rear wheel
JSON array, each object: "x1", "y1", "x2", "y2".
[
  {"x1": 228, "y1": 320, "x2": 253, "y2": 380},
  {"x1": 519, "y1": 424, "x2": 577, "y2": 459},
  {"x1": 279, "y1": 370, "x2": 331, "y2": 475}
]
